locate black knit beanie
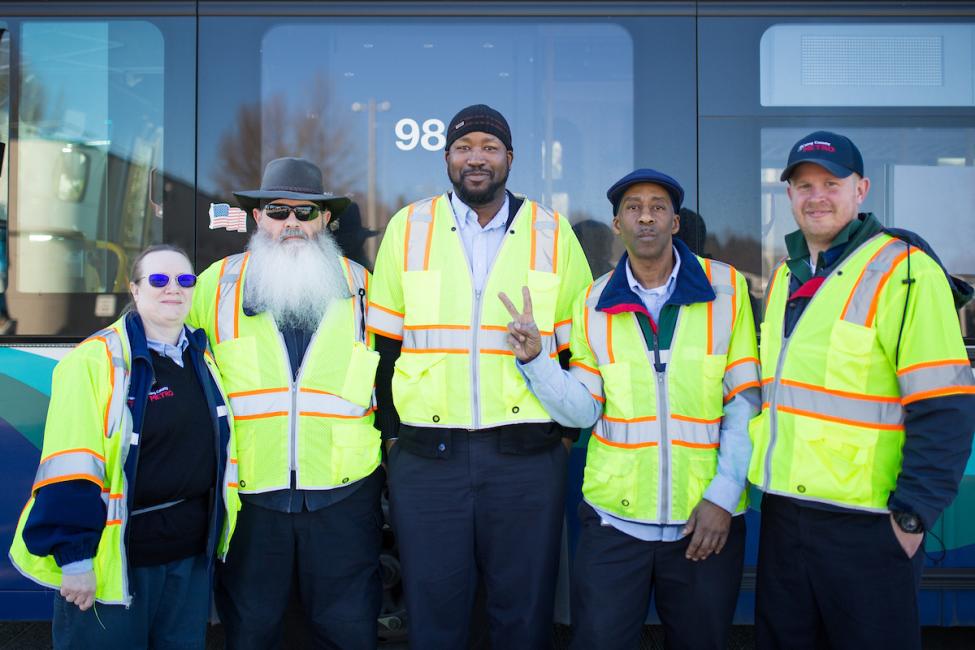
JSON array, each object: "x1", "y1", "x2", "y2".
[{"x1": 445, "y1": 104, "x2": 513, "y2": 151}]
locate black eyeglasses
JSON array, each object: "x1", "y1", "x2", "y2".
[
  {"x1": 263, "y1": 203, "x2": 321, "y2": 221},
  {"x1": 142, "y1": 273, "x2": 197, "y2": 288}
]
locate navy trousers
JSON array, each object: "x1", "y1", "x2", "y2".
[
  {"x1": 387, "y1": 432, "x2": 567, "y2": 650},
  {"x1": 755, "y1": 494, "x2": 925, "y2": 650},
  {"x1": 215, "y1": 468, "x2": 383, "y2": 650},
  {"x1": 570, "y1": 502, "x2": 745, "y2": 650},
  {"x1": 53, "y1": 553, "x2": 210, "y2": 650}
]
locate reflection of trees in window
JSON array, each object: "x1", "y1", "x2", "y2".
[{"x1": 213, "y1": 76, "x2": 362, "y2": 202}]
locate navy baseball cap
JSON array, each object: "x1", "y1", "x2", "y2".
[
  {"x1": 607, "y1": 168, "x2": 684, "y2": 215},
  {"x1": 780, "y1": 131, "x2": 864, "y2": 182}
]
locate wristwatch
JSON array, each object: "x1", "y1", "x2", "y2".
[{"x1": 892, "y1": 511, "x2": 924, "y2": 534}]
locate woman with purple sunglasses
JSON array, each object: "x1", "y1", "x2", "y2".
[{"x1": 10, "y1": 244, "x2": 241, "y2": 649}]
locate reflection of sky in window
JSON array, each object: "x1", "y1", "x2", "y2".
[
  {"x1": 20, "y1": 22, "x2": 163, "y2": 160},
  {"x1": 260, "y1": 22, "x2": 632, "y2": 222}
]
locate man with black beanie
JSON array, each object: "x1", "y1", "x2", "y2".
[{"x1": 368, "y1": 104, "x2": 592, "y2": 648}]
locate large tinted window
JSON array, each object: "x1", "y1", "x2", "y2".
[
  {"x1": 196, "y1": 16, "x2": 698, "y2": 277},
  {"x1": 0, "y1": 17, "x2": 195, "y2": 337},
  {"x1": 698, "y1": 17, "x2": 975, "y2": 338}
]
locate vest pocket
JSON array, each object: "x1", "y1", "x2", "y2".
[
  {"x1": 403, "y1": 270, "x2": 441, "y2": 325},
  {"x1": 701, "y1": 353, "x2": 728, "y2": 416},
  {"x1": 747, "y1": 411, "x2": 770, "y2": 486},
  {"x1": 582, "y1": 440, "x2": 643, "y2": 519},
  {"x1": 526, "y1": 269, "x2": 560, "y2": 332},
  {"x1": 789, "y1": 421, "x2": 877, "y2": 505},
  {"x1": 213, "y1": 336, "x2": 259, "y2": 393},
  {"x1": 669, "y1": 445, "x2": 718, "y2": 521},
  {"x1": 329, "y1": 421, "x2": 381, "y2": 485},
  {"x1": 392, "y1": 352, "x2": 449, "y2": 423},
  {"x1": 598, "y1": 361, "x2": 635, "y2": 420},
  {"x1": 825, "y1": 320, "x2": 876, "y2": 393},
  {"x1": 341, "y1": 342, "x2": 380, "y2": 408}
]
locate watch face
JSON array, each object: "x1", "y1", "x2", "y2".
[{"x1": 896, "y1": 512, "x2": 922, "y2": 534}]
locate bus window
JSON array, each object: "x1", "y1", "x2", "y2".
[
  {"x1": 197, "y1": 18, "x2": 650, "y2": 272},
  {"x1": 3, "y1": 18, "x2": 195, "y2": 337}
]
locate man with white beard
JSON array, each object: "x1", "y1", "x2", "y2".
[{"x1": 188, "y1": 157, "x2": 384, "y2": 649}]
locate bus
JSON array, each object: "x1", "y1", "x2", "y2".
[{"x1": 1, "y1": 0, "x2": 973, "y2": 633}]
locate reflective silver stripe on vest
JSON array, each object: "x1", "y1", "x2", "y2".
[
  {"x1": 405, "y1": 197, "x2": 437, "y2": 272},
  {"x1": 840, "y1": 235, "x2": 907, "y2": 327},
  {"x1": 530, "y1": 203, "x2": 559, "y2": 273},
  {"x1": 596, "y1": 416, "x2": 719, "y2": 447},
  {"x1": 706, "y1": 259, "x2": 735, "y2": 356},
  {"x1": 569, "y1": 363, "x2": 604, "y2": 399},
  {"x1": 105, "y1": 493, "x2": 125, "y2": 523},
  {"x1": 342, "y1": 257, "x2": 368, "y2": 343},
  {"x1": 775, "y1": 381, "x2": 904, "y2": 429},
  {"x1": 216, "y1": 254, "x2": 249, "y2": 343},
  {"x1": 724, "y1": 359, "x2": 760, "y2": 400},
  {"x1": 87, "y1": 328, "x2": 129, "y2": 440},
  {"x1": 898, "y1": 361, "x2": 975, "y2": 403},
  {"x1": 227, "y1": 390, "x2": 290, "y2": 418},
  {"x1": 582, "y1": 275, "x2": 614, "y2": 363},
  {"x1": 229, "y1": 387, "x2": 370, "y2": 419},
  {"x1": 226, "y1": 460, "x2": 239, "y2": 487},
  {"x1": 554, "y1": 319, "x2": 572, "y2": 350},
  {"x1": 299, "y1": 389, "x2": 372, "y2": 417},
  {"x1": 366, "y1": 303, "x2": 405, "y2": 338},
  {"x1": 402, "y1": 326, "x2": 556, "y2": 357},
  {"x1": 33, "y1": 451, "x2": 106, "y2": 490}
]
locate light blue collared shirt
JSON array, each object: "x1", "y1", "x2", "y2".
[
  {"x1": 146, "y1": 328, "x2": 190, "y2": 367},
  {"x1": 450, "y1": 191, "x2": 510, "y2": 293},
  {"x1": 519, "y1": 248, "x2": 757, "y2": 542}
]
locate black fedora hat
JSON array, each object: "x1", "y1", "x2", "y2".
[{"x1": 233, "y1": 157, "x2": 352, "y2": 214}]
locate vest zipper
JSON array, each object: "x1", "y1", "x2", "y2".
[
  {"x1": 454, "y1": 200, "x2": 520, "y2": 430},
  {"x1": 763, "y1": 333, "x2": 790, "y2": 492},
  {"x1": 651, "y1": 321, "x2": 672, "y2": 523},
  {"x1": 274, "y1": 327, "x2": 299, "y2": 479}
]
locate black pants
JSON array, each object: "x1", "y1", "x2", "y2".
[
  {"x1": 215, "y1": 468, "x2": 384, "y2": 650},
  {"x1": 570, "y1": 502, "x2": 745, "y2": 650},
  {"x1": 755, "y1": 494, "x2": 925, "y2": 650},
  {"x1": 387, "y1": 433, "x2": 567, "y2": 650}
]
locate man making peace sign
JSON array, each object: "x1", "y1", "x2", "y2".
[{"x1": 510, "y1": 169, "x2": 760, "y2": 650}]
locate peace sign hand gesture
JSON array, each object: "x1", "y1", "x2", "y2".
[{"x1": 499, "y1": 286, "x2": 543, "y2": 363}]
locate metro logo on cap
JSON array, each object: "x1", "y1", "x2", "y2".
[{"x1": 797, "y1": 140, "x2": 836, "y2": 153}]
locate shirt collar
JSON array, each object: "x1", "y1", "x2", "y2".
[
  {"x1": 146, "y1": 327, "x2": 189, "y2": 364},
  {"x1": 450, "y1": 191, "x2": 509, "y2": 232},
  {"x1": 625, "y1": 246, "x2": 681, "y2": 295}
]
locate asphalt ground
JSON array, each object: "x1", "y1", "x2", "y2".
[{"x1": 0, "y1": 624, "x2": 973, "y2": 649}]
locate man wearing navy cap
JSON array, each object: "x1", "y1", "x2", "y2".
[
  {"x1": 507, "y1": 168, "x2": 760, "y2": 649},
  {"x1": 751, "y1": 131, "x2": 975, "y2": 649}
]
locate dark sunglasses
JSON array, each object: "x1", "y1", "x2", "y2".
[
  {"x1": 263, "y1": 203, "x2": 321, "y2": 221},
  {"x1": 143, "y1": 273, "x2": 197, "y2": 288}
]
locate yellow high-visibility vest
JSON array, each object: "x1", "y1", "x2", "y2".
[
  {"x1": 188, "y1": 254, "x2": 381, "y2": 493},
  {"x1": 9, "y1": 317, "x2": 240, "y2": 605},
  {"x1": 570, "y1": 257, "x2": 759, "y2": 523},
  {"x1": 367, "y1": 194, "x2": 593, "y2": 429},
  {"x1": 749, "y1": 232, "x2": 975, "y2": 511}
]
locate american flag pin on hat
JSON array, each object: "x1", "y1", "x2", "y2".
[{"x1": 209, "y1": 203, "x2": 248, "y2": 233}]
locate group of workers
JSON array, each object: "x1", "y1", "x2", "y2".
[{"x1": 8, "y1": 103, "x2": 975, "y2": 650}]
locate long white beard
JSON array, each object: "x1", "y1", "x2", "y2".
[{"x1": 243, "y1": 226, "x2": 349, "y2": 332}]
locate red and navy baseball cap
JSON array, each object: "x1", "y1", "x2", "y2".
[
  {"x1": 607, "y1": 168, "x2": 684, "y2": 215},
  {"x1": 780, "y1": 131, "x2": 864, "y2": 182}
]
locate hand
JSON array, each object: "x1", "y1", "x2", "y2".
[
  {"x1": 682, "y1": 499, "x2": 731, "y2": 562},
  {"x1": 384, "y1": 439, "x2": 397, "y2": 453},
  {"x1": 890, "y1": 514, "x2": 924, "y2": 558},
  {"x1": 498, "y1": 287, "x2": 542, "y2": 363},
  {"x1": 61, "y1": 570, "x2": 96, "y2": 611}
]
